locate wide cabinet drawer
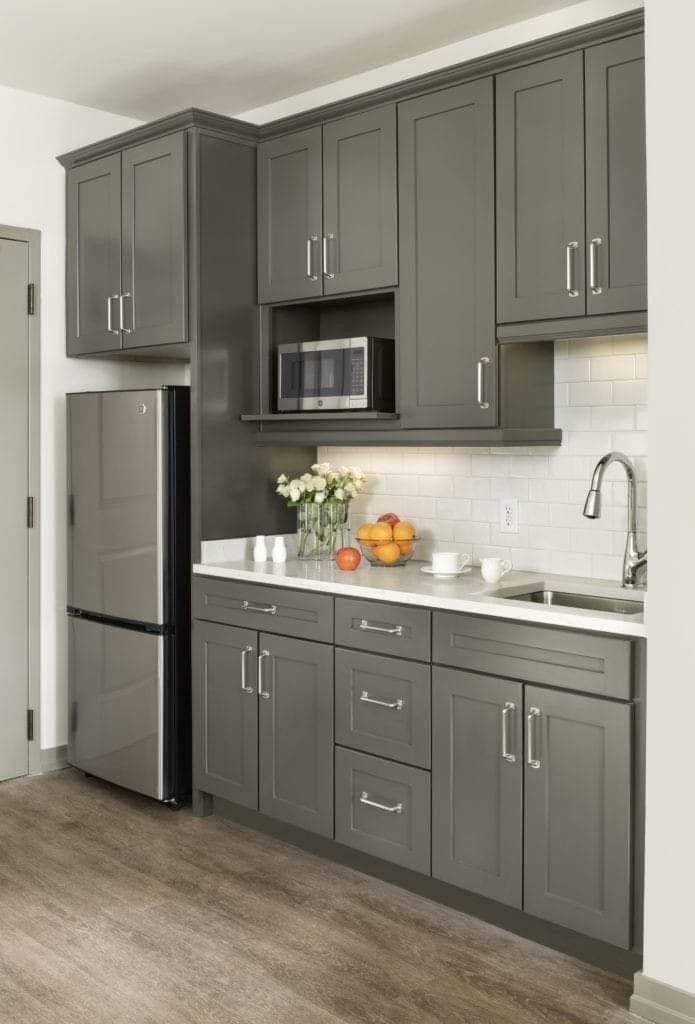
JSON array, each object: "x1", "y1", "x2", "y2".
[
  {"x1": 335, "y1": 597, "x2": 430, "y2": 661},
  {"x1": 433, "y1": 610, "x2": 632, "y2": 699},
  {"x1": 335, "y1": 747, "x2": 430, "y2": 874},
  {"x1": 194, "y1": 577, "x2": 333, "y2": 642}
]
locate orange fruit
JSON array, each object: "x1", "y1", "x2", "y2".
[
  {"x1": 355, "y1": 523, "x2": 373, "y2": 541},
  {"x1": 393, "y1": 521, "x2": 415, "y2": 541},
  {"x1": 370, "y1": 522, "x2": 393, "y2": 542},
  {"x1": 374, "y1": 541, "x2": 401, "y2": 565},
  {"x1": 397, "y1": 540, "x2": 414, "y2": 556}
]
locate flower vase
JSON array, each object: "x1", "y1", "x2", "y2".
[{"x1": 296, "y1": 500, "x2": 349, "y2": 560}]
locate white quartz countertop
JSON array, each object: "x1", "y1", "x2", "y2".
[{"x1": 193, "y1": 559, "x2": 646, "y2": 638}]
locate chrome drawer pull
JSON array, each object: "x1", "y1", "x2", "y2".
[
  {"x1": 240, "y1": 645, "x2": 255, "y2": 694},
  {"x1": 566, "y1": 241, "x2": 580, "y2": 297},
  {"x1": 501, "y1": 701, "x2": 516, "y2": 762},
  {"x1": 119, "y1": 292, "x2": 132, "y2": 334},
  {"x1": 359, "y1": 791, "x2": 403, "y2": 814},
  {"x1": 306, "y1": 235, "x2": 319, "y2": 280},
  {"x1": 106, "y1": 294, "x2": 120, "y2": 335},
  {"x1": 359, "y1": 618, "x2": 403, "y2": 637},
  {"x1": 360, "y1": 690, "x2": 404, "y2": 712},
  {"x1": 527, "y1": 707, "x2": 541, "y2": 769},
  {"x1": 242, "y1": 600, "x2": 277, "y2": 615},
  {"x1": 476, "y1": 356, "x2": 490, "y2": 410},
  {"x1": 589, "y1": 237, "x2": 603, "y2": 294},
  {"x1": 257, "y1": 650, "x2": 271, "y2": 700}
]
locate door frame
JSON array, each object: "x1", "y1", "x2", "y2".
[{"x1": 1, "y1": 224, "x2": 41, "y2": 775}]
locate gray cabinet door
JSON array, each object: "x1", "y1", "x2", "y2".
[
  {"x1": 257, "y1": 127, "x2": 323, "y2": 304},
  {"x1": 398, "y1": 79, "x2": 496, "y2": 429},
  {"x1": 524, "y1": 686, "x2": 632, "y2": 948},
  {"x1": 192, "y1": 621, "x2": 258, "y2": 809},
  {"x1": 497, "y1": 52, "x2": 586, "y2": 322},
  {"x1": 432, "y1": 668, "x2": 523, "y2": 908},
  {"x1": 121, "y1": 133, "x2": 187, "y2": 349},
  {"x1": 66, "y1": 154, "x2": 122, "y2": 355},
  {"x1": 258, "y1": 633, "x2": 333, "y2": 837},
  {"x1": 323, "y1": 105, "x2": 397, "y2": 294},
  {"x1": 585, "y1": 34, "x2": 646, "y2": 314}
]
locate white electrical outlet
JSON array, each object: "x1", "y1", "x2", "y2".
[{"x1": 499, "y1": 497, "x2": 519, "y2": 534}]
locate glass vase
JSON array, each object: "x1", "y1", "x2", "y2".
[{"x1": 296, "y1": 500, "x2": 349, "y2": 560}]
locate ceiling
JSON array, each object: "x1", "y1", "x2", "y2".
[{"x1": 1, "y1": 0, "x2": 584, "y2": 121}]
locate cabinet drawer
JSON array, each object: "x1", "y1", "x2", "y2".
[
  {"x1": 335, "y1": 598, "x2": 430, "y2": 661},
  {"x1": 335, "y1": 649, "x2": 431, "y2": 768},
  {"x1": 194, "y1": 577, "x2": 333, "y2": 643},
  {"x1": 335, "y1": 747, "x2": 431, "y2": 874},
  {"x1": 433, "y1": 611, "x2": 632, "y2": 700}
]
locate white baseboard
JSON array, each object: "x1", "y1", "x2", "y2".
[
  {"x1": 631, "y1": 973, "x2": 695, "y2": 1024},
  {"x1": 40, "y1": 745, "x2": 68, "y2": 774}
]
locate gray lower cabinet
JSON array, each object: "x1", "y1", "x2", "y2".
[
  {"x1": 398, "y1": 79, "x2": 497, "y2": 429},
  {"x1": 432, "y1": 667, "x2": 523, "y2": 908},
  {"x1": 258, "y1": 633, "x2": 334, "y2": 837},
  {"x1": 585, "y1": 34, "x2": 646, "y2": 314},
  {"x1": 193, "y1": 621, "x2": 258, "y2": 809},
  {"x1": 524, "y1": 686, "x2": 632, "y2": 948},
  {"x1": 496, "y1": 51, "x2": 586, "y2": 323},
  {"x1": 335, "y1": 747, "x2": 431, "y2": 873}
]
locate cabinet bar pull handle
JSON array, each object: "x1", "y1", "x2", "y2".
[
  {"x1": 589, "y1": 237, "x2": 603, "y2": 295},
  {"x1": 359, "y1": 791, "x2": 403, "y2": 814},
  {"x1": 306, "y1": 235, "x2": 319, "y2": 280},
  {"x1": 323, "y1": 234, "x2": 336, "y2": 279},
  {"x1": 359, "y1": 618, "x2": 403, "y2": 637},
  {"x1": 257, "y1": 650, "x2": 271, "y2": 700},
  {"x1": 242, "y1": 600, "x2": 277, "y2": 615},
  {"x1": 476, "y1": 356, "x2": 490, "y2": 410},
  {"x1": 240, "y1": 645, "x2": 255, "y2": 694},
  {"x1": 106, "y1": 294, "x2": 120, "y2": 335},
  {"x1": 360, "y1": 690, "x2": 404, "y2": 711},
  {"x1": 527, "y1": 707, "x2": 541, "y2": 768},
  {"x1": 502, "y1": 701, "x2": 516, "y2": 762},
  {"x1": 566, "y1": 241, "x2": 580, "y2": 297},
  {"x1": 119, "y1": 292, "x2": 132, "y2": 334}
]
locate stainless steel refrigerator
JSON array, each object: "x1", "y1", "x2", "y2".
[{"x1": 67, "y1": 387, "x2": 190, "y2": 803}]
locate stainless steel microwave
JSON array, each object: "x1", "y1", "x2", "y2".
[{"x1": 276, "y1": 337, "x2": 395, "y2": 412}]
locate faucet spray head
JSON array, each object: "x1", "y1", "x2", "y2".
[{"x1": 583, "y1": 488, "x2": 601, "y2": 519}]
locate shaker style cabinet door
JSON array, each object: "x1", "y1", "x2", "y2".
[
  {"x1": 192, "y1": 621, "x2": 259, "y2": 809},
  {"x1": 497, "y1": 52, "x2": 586, "y2": 322},
  {"x1": 524, "y1": 686, "x2": 632, "y2": 948},
  {"x1": 258, "y1": 634, "x2": 334, "y2": 837},
  {"x1": 66, "y1": 154, "x2": 122, "y2": 355},
  {"x1": 585, "y1": 34, "x2": 647, "y2": 315},
  {"x1": 257, "y1": 127, "x2": 323, "y2": 304},
  {"x1": 398, "y1": 79, "x2": 497, "y2": 429},
  {"x1": 121, "y1": 132, "x2": 188, "y2": 350},
  {"x1": 432, "y1": 667, "x2": 523, "y2": 908},
  {"x1": 322, "y1": 105, "x2": 398, "y2": 295}
]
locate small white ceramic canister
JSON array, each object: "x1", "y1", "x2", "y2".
[{"x1": 253, "y1": 536, "x2": 268, "y2": 563}]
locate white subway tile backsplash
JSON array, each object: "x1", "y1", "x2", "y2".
[{"x1": 320, "y1": 336, "x2": 647, "y2": 584}]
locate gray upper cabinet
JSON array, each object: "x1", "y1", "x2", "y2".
[
  {"x1": 121, "y1": 133, "x2": 188, "y2": 349},
  {"x1": 398, "y1": 80, "x2": 497, "y2": 429},
  {"x1": 585, "y1": 34, "x2": 646, "y2": 314},
  {"x1": 257, "y1": 128, "x2": 323, "y2": 304},
  {"x1": 497, "y1": 52, "x2": 586, "y2": 323},
  {"x1": 322, "y1": 106, "x2": 398, "y2": 295},
  {"x1": 524, "y1": 686, "x2": 632, "y2": 948},
  {"x1": 258, "y1": 633, "x2": 334, "y2": 837},
  {"x1": 432, "y1": 667, "x2": 523, "y2": 908},
  {"x1": 66, "y1": 155, "x2": 122, "y2": 355}
]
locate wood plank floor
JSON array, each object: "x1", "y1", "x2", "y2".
[{"x1": 0, "y1": 770, "x2": 640, "y2": 1024}]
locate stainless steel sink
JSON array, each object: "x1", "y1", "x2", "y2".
[{"x1": 497, "y1": 589, "x2": 644, "y2": 616}]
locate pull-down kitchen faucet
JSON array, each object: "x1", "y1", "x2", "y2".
[{"x1": 583, "y1": 452, "x2": 647, "y2": 588}]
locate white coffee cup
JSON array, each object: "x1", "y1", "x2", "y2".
[
  {"x1": 480, "y1": 557, "x2": 512, "y2": 584},
  {"x1": 431, "y1": 551, "x2": 470, "y2": 575}
]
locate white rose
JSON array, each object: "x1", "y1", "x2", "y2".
[
  {"x1": 315, "y1": 491, "x2": 326, "y2": 504},
  {"x1": 277, "y1": 473, "x2": 288, "y2": 484},
  {"x1": 313, "y1": 476, "x2": 326, "y2": 490},
  {"x1": 335, "y1": 487, "x2": 345, "y2": 500}
]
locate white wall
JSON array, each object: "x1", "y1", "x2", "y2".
[
  {"x1": 640, "y1": 0, "x2": 695, "y2": 999},
  {"x1": 0, "y1": 84, "x2": 189, "y2": 750}
]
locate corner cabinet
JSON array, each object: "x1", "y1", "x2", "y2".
[{"x1": 66, "y1": 132, "x2": 187, "y2": 356}]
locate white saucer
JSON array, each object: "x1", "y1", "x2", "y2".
[{"x1": 420, "y1": 564, "x2": 472, "y2": 578}]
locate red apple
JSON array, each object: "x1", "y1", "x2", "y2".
[
  {"x1": 335, "y1": 546, "x2": 361, "y2": 571},
  {"x1": 377, "y1": 512, "x2": 400, "y2": 526}
]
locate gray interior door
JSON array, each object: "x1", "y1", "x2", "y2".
[
  {"x1": 258, "y1": 633, "x2": 333, "y2": 837},
  {"x1": 524, "y1": 686, "x2": 632, "y2": 948},
  {"x1": 497, "y1": 52, "x2": 586, "y2": 322},
  {"x1": 585, "y1": 34, "x2": 647, "y2": 314},
  {"x1": 121, "y1": 133, "x2": 187, "y2": 349},
  {"x1": 66, "y1": 155, "x2": 122, "y2": 355},
  {"x1": 193, "y1": 621, "x2": 258, "y2": 809},
  {"x1": 432, "y1": 667, "x2": 523, "y2": 907},
  {"x1": 398, "y1": 79, "x2": 497, "y2": 429},
  {"x1": 68, "y1": 389, "x2": 165, "y2": 624},
  {"x1": 68, "y1": 616, "x2": 164, "y2": 799},
  {"x1": 257, "y1": 127, "x2": 323, "y2": 304},
  {"x1": 0, "y1": 235, "x2": 30, "y2": 782},
  {"x1": 323, "y1": 105, "x2": 398, "y2": 295}
]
